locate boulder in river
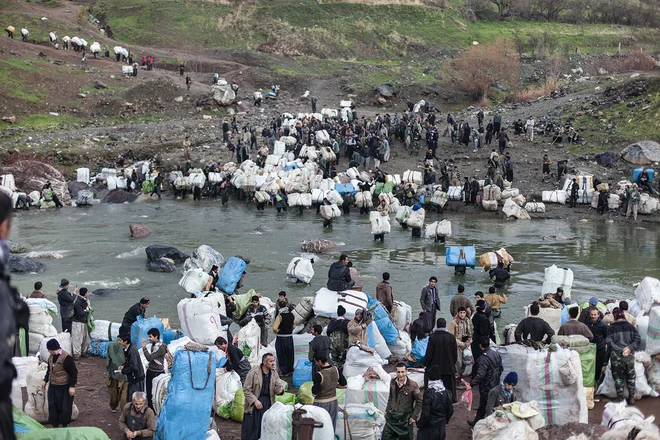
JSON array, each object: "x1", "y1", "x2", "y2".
[
  {"x1": 102, "y1": 189, "x2": 138, "y2": 204},
  {"x1": 9, "y1": 241, "x2": 28, "y2": 254},
  {"x1": 145, "y1": 245, "x2": 188, "y2": 264},
  {"x1": 147, "y1": 259, "x2": 176, "y2": 273},
  {"x1": 0, "y1": 160, "x2": 71, "y2": 205},
  {"x1": 92, "y1": 288, "x2": 125, "y2": 296},
  {"x1": 67, "y1": 181, "x2": 93, "y2": 199},
  {"x1": 130, "y1": 224, "x2": 152, "y2": 239},
  {"x1": 8, "y1": 255, "x2": 45, "y2": 273}
]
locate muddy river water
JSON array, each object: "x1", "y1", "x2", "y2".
[{"x1": 9, "y1": 201, "x2": 660, "y2": 334}]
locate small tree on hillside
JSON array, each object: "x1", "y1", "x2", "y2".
[{"x1": 445, "y1": 39, "x2": 519, "y2": 101}]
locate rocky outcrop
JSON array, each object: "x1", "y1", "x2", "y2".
[
  {"x1": 300, "y1": 239, "x2": 338, "y2": 253},
  {"x1": 130, "y1": 224, "x2": 152, "y2": 238},
  {"x1": 8, "y1": 255, "x2": 45, "y2": 273},
  {"x1": 146, "y1": 259, "x2": 176, "y2": 272},
  {"x1": 0, "y1": 160, "x2": 71, "y2": 205},
  {"x1": 145, "y1": 245, "x2": 188, "y2": 264},
  {"x1": 68, "y1": 181, "x2": 93, "y2": 199},
  {"x1": 91, "y1": 289, "x2": 125, "y2": 296}
]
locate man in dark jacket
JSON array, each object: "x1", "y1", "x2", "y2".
[
  {"x1": 309, "y1": 324, "x2": 331, "y2": 378},
  {"x1": 410, "y1": 311, "x2": 430, "y2": 342},
  {"x1": 215, "y1": 336, "x2": 251, "y2": 383},
  {"x1": 0, "y1": 193, "x2": 30, "y2": 440},
  {"x1": 119, "y1": 298, "x2": 149, "y2": 337},
  {"x1": 117, "y1": 334, "x2": 145, "y2": 400},
  {"x1": 420, "y1": 277, "x2": 440, "y2": 331},
  {"x1": 326, "y1": 254, "x2": 354, "y2": 291},
  {"x1": 57, "y1": 279, "x2": 76, "y2": 333},
  {"x1": 424, "y1": 318, "x2": 457, "y2": 402},
  {"x1": 514, "y1": 302, "x2": 555, "y2": 344},
  {"x1": 586, "y1": 307, "x2": 609, "y2": 386},
  {"x1": 449, "y1": 284, "x2": 474, "y2": 318},
  {"x1": 327, "y1": 306, "x2": 349, "y2": 377},
  {"x1": 71, "y1": 288, "x2": 91, "y2": 360},
  {"x1": 489, "y1": 261, "x2": 511, "y2": 289},
  {"x1": 468, "y1": 338, "x2": 502, "y2": 426},
  {"x1": 417, "y1": 365, "x2": 453, "y2": 440},
  {"x1": 471, "y1": 300, "x2": 491, "y2": 362},
  {"x1": 486, "y1": 371, "x2": 518, "y2": 416},
  {"x1": 383, "y1": 363, "x2": 423, "y2": 440},
  {"x1": 607, "y1": 308, "x2": 641, "y2": 405}
]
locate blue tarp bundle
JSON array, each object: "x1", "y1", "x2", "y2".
[
  {"x1": 89, "y1": 340, "x2": 109, "y2": 358},
  {"x1": 367, "y1": 296, "x2": 398, "y2": 345},
  {"x1": 156, "y1": 350, "x2": 216, "y2": 440},
  {"x1": 410, "y1": 336, "x2": 429, "y2": 365},
  {"x1": 334, "y1": 183, "x2": 356, "y2": 196},
  {"x1": 445, "y1": 245, "x2": 476, "y2": 268},
  {"x1": 293, "y1": 359, "x2": 313, "y2": 388},
  {"x1": 216, "y1": 257, "x2": 247, "y2": 294},
  {"x1": 633, "y1": 168, "x2": 655, "y2": 183},
  {"x1": 131, "y1": 316, "x2": 165, "y2": 347}
]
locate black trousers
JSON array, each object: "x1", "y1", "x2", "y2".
[
  {"x1": 417, "y1": 420, "x2": 447, "y2": 440},
  {"x1": 48, "y1": 384, "x2": 74, "y2": 427},
  {"x1": 146, "y1": 369, "x2": 163, "y2": 409},
  {"x1": 473, "y1": 386, "x2": 489, "y2": 424},
  {"x1": 0, "y1": 395, "x2": 15, "y2": 440},
  {"x1": 61, "y1": 317, "x2": 73, "y2": 334}
]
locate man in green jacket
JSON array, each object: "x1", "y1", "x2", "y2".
[
  {"x1": 382, "y1": 363, "x2": 423, "y2": 440},
  {"x1": 106, "y1": 340, "x2": 128, "y2": 413},
  {"x1": 626, "y1": 184, "x2": 641, "y2": 221}
]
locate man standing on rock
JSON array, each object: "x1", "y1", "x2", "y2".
[{"x1": 57, "y1": 279, "x2": 76, "y2": 334}]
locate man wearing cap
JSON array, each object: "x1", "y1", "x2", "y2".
[
  {"x1": 347, "y1": 308, "x2": 372, "y2": 347},
  {"x1": 486, "y1": 371, "x2": 518, "y2": 416},
  {"x1": 417, "y1": 365, "x2": 454, "y2": 440},
  {"x1": 42, "y1": 339, "x2": 78, "y2": 427},
  {"x1": 119, "y1": 297, "x2": 150, "y2": 338},
  {"x1": 607, "y1": 307, "x2": 641, "y2": 405},
  {"x1": 57, "y1": 279, "x2": 76, "y2": 333},
  {"x1": 579, "y1": 296, "x2": 605, "y2": 323},
  {"x1": 553, "y1": 287, "x2": 567, "y2": 305}
]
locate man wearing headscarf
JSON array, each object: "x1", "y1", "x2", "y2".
[
  {"x1": 43, "y1": 338, "x2": 78, "y2": 427},
  {"x1": 485, "y1": 371, "x2": 518, "y2": 416},
  {"x1": 272, "y1": 300, "x2": 295, "y2": 375},
  {"x1": 416, "y1": 365, "x2": 454, "y2": 440},
  {"x1": 347, "y1": 308, "x2": 370, "y2": 346}
]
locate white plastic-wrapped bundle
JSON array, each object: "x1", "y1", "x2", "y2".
[
  {"x1": 431, "y1": 190, "x2": 449, "y2": 207},
  {"x1": 634, "y1": 277, "x2": 660, "y2": 314},
  {"x1": 320, "y1": 204, "x2": 341, "y2": 220},
  {"x1": 236, "y1": 320, "x2": 261, "y2": 366},
  {"x1": 26, "y1": 299, "x2": 58, "y2": 337},
  {"x1": 345, "y1": 364, "x2": 391, "y2": 412},
  {"x1": 502, "y1": 198, "x2": 531, "y2": 219},
  {"x1": 482, "y1": 184, "x2": 502, "y2": 201},
  {"x1": 542, "y1": 190, "x2": 567, "y2": 204},
  {"x1": 542, "y1": 265, "x2": 574, "y2": 297},
  {"x1": 90, "y1": 42, "x2": 101, "y2": 53},
  {"x1": 343, "y1": 346, "x2": 387, "y2": 379},
  {"x1": 179, "y1": 268, "x2": 211, "y2": 294},
  {"x1": 402, "y1": 170, "x2": 422, "y2": 185},
  {"x1": 448, "y1": 186, "x2": 463, "y2": 201},
  {"x1": 314, "y1": 289, "x2": 368, "y2": 318},
  {"x1": 89, "y1": 320, "x2": 121, "y2": 341},
  {"x1": 214, "y1": 369, "x2": 242, "y2": 410},
  {"x1": 501, "y1": 188, "x2": 520, "y2": 199},
  {"x1": 482, "y1": 199, "x2": 498, "y2": 211},
  {"x1": 387, "y1": 332, "x2": 412, "y2": 358},
  {"x1": 286, "y1": 257, "x2": 315, "y2": 284},
  {"x1": 406, "y1": 207, "x2": 425, "y2": 228},
  {"x1": 425, "y1": 220, "x2": 451, "y2": 239},
  {"x1": 370, "y1": 211, "x2": 391, "y2": 235},
  {"x1": 335, "y1": 403, "x2": 385, "y2": 440},
  {"x1": 525, "y1": 202, "x2": 545, "y2": 213},
  {"x1": 188, "y1": 171, "x2": 206, "y2": 189},
  {"x1": 261, "y1": 403, "x2": 334, "y2": 440},
  {"x1": 355, "y1": 191, "x2": 373, "y2": 208},
  {"x1": 177, "y1": 297, "x2": 224, "y2": 345}
]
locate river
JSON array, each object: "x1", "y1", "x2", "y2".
[{"x1": 9, "y1": 201, "x2": 660, "y2": 334}]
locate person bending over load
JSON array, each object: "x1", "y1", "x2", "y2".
[
  {"x1": 119, "y1": 297, "x2": 149, "y2": 338},
  {"x1": 485, "y1": 372, "x2": 518, "y2": 417},
  {"x1": 514, "y1": 302, "x2": 554, "y2": 345},
  {"x1": 327, "y1": 254, "x2": 354, "y2": 291},
  {"x1": 215, "y1": 336, "x2": 251, "y2": 384},
  {"x1": 41, "y1": 181, "x2": 64, "y2": 207},
  {"x1": 240, "y1": 296, "x2": 270, "y2": 346}
]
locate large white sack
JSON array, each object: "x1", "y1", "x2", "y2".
[
  {"x1": 89, "y1": 320, "x2": 121, "y2": 341},
  {"x1": 525, "y1": 305, "x2": 562, "y2": 335},
  {"x1": 424, "y1": 220, "x2": 451, "y2": 239},
  {"x1": 335, "y1": 403, "x2": 385, "y2": 440},
  {"x1": 320, "y1": 204, "x2": 341, "y2": 220},
  {"x1": 177, "y1": 297, "x2": 224, "y2": 345},
  {"x1": 647, "y1": 306, "x2": 660, "y2": 355},
  {"x1": 167, "y1": 336, "x2": 192, "y2": 354},
  {"x1": 356, "y1": 191, "x2": 374, "y2": 209},
  {"x1": 370, "y1": 211, "x2": 390, "y2": 235},
  {"x1": 402, "y1": 170, "x2": 422, "y2": 185},
  {"x1": 501, "y1": 188, "x2": 520, "y2": 199},
  {"x1": 237, "y1": 320, "x2": 261, "y2": 367},
  {"x1": 368, "y1": 322, "x2": 391, "y2": 360},
  {"x1": 525, "y1": 202, "x2": 546, "y2": 213},
  {"x1": 542, "y1": 265, "x2": 574, "y2": 297},
  {"x1": 482, "y1": 199, "x2": 498, "y2": 211},
  {"x1": 639, "y1": 193, "x2": 660, "y2": 214},
  {"x1": 27, "y1": 300, "x2": 58, "y2": 337},
  {"x1": 597, "y1": 354, "x2": 659, "y2": 400},
  {"x1": 447, "y1": 186, "x2": 463, "y2": 201},
  {"x1": 343, "y1": 346, "x2": 387, "y2": 378},
  {"x1": 152, "y1": 373, "x2": 170, "y2": 415},
  {"x1": 387, "y1": 332, "x2": 412, "y2": 358},
  {"x1": 542, "y1": 190, "x2": 567, "y2": 204},
  {"x1": 313, "y1": 288, "x2": 368, "y2": 318},
  {"x1": 76, "y1": 168, "x2": 90, "y2": 184},
  {"x1": 25, "y1": 363, "x2": 79, "y2": 423},
  {"x1": 635, "y1": 277, "x2": 660, "y2": 314},
  {"x1": 637, "y1": 315, "x2": 649, "y2": 352},
  {"x1": 291, "y1": 333, "x2": 315, "y2": 366},
  {"x1": 179, "y1": 268, "x2": 211, "y2": 294},
  {"x1": 214, "y1": 369, "x2": 241, "y2": 409},
  {"x1": 473, "y1": 419, "x2": 540, "y2": 440},
  {"x1": 261, "y1": 402, "x2": 334, "y2": 440},
  {"x1": 345, "y1": 364, "x2": 391, "y2": 412},
  {"x1": 393, "y1": 301, "x2": 412, "y2": 333},
  {"x1": 183, "y1": 245, "x2": 225, "y2": 273},
  {"x1": 502, "y1": 198, "x2": 531, "y2": 219},
  {"x1": 11, "y1": 356, "x2": 40, "y2": 409},
  {"x1": 482, "y1": 184, "x2": 502, "y2": 201},
  {"x1": 601, "y1": 401, "x2": 650, "y2": 432},
  {"x1": 406, "y1": 207, "x2": 425, "y2": 228},
  {"x1": 273, "y1": 140, "x2": 286, "y2": 155},
  {"x1": 431, "y1": 190, "x2": 449, "y2": 207},
  {"x1": 286, "y1": 257, "x2": 315, "y2": 284},
  {"x1": 28, "y1": 333, "x2": 44, "y2": 356},
  {"x1": 38, "y1": 332, "x2": 72, "y2": 362}
]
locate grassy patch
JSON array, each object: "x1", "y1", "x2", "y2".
[
  {"x1": 0, "y1": 13, "x2": 82, "y2": 45},
  {"x1": 0, "y1": 61, "x2": 47, "y2": 103},
  {"x1": 0, "y1": 113, "x2": 83, "y2": 130}
]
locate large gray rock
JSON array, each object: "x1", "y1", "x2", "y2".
[
  {"x1": 621, "y1": 140, "x2": 660, "y2": 165},
  {"x1": 68, "y1": 181, "x2": 93, "y2": 198},
  {"x1": 102, "y1": 189, "x2": 138, "y2": 204},
  {"x1": 376, "y1": 84, "x2": 395, "y2": 98},
  {"x1": 145, "y1": 245, "x2": 188, "y2": 263},
  {"x1": 92, "y1": 288, "x2": 125, "y2": 296},
  {"x1": 8, "y1": 255, "x2": 45, "y2": 273},
  {"x1": 0, "y1": 160, "x2": 71, "y2": 205},
  {"x1": 212, "y1": 84, "x2": 236, "y2": 106},
  {"x1": 146, "y1": 259, "x2": 175, "y2": 272}
]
